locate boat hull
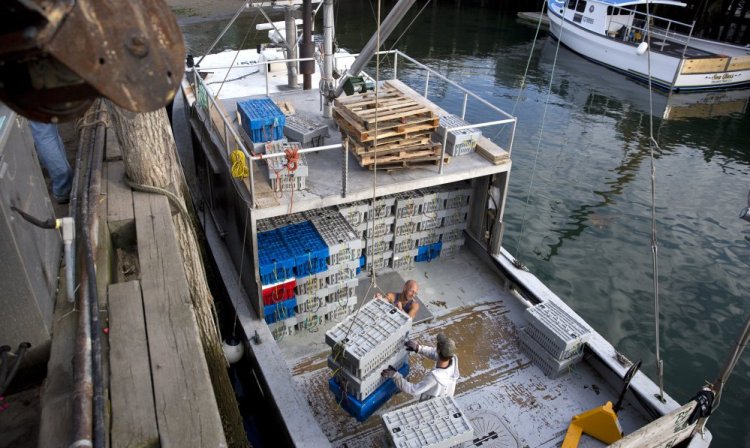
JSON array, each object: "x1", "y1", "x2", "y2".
[{"x1": 547, "y1": 7, "x2": 750, "y2": 91}]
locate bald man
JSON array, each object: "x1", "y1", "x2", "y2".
[{"x1": 375, "y1": 279, "x2": 420, "y2": 319}]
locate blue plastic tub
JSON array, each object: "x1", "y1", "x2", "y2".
[
  {"x1": 237, "y1": 98, "x2": 286, "y2": 143},
  {"x1": 278, "y1": 221, "x2": 329, "y2": 277},
  {"x1": 416, "y1": 241, "x2": 442, "y2": 263},
  {"x1": 263, "y1": 298, "x2": 297, "y2": 324},
  {"x1": 328, "y1": 361, "x2": 410, "y2": 421},
  {"x1": 258, "y1": 230, "x2": 295, "y2": 284}
]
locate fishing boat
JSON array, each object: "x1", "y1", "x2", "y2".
[
  {"x1": 174, "y1": 1, "x2": 724, "y2": 446},
  {"x1": 545, "y1": 0, "x2": 750, "y2": 91}
]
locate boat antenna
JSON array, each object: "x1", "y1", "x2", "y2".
[
  {"x1": 644, "y1": 0, "x2": 666, "y2": 403},
  {"x1": 512, "y1": 0, "x2": 569, "y2": 265}
]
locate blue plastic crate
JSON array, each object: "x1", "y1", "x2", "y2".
[
  {"x1": 264, "y1": 298, "x2": 297, "y2": 324},
  {"x1": 416, "y1": 241, "x2": 442, "y2": 263},
  {"x1": 279, "y1": 221, "x2": 329, "y2": 277},
  {"x1": 359, "y1": 255, "x2": 366, "y2": 268},
  {"x1": 258, "y1": 230, "x2": 295, "y2": 284},
  {"x1": 328, "y1": 361, "x2": 410, "y2": 422},
  {"x1": 237, "y1": 98, "x2": 286, "y2": 143}
]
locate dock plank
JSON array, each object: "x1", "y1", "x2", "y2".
[
  {"x1": 134, "y1": 192, "x2": 227, "y2": 447},
  {"x1": 108, "y1": 280, "x2": 159, "y2": 448}
]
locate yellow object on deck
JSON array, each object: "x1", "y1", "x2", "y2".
[
  {"x1": 231, "y1": 149, "x2": 249, "y2": 179},
  {"x1": 561, "y1": 401, "x2": 623, "y2": 448}
]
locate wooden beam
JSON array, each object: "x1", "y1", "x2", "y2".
[
  {"x1": 108, "y1": 280, "x2": 159, "y2": 448},
  {"x1": 134, "y1": 192, "x2": 227, "y2": 446}
]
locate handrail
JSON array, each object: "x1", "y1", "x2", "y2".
[{"x1": 191, "y1": 49, "x2": 517, "y2": 208}]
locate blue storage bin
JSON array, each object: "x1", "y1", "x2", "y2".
[
  {"x1": 237, "y1": 98, "x2": 286, "y2": 143},
  {"x1": 258, "y1": 230, "x2": 295, "y2": 284},
  {"x1": 279, "y1": 221, "x2": 329, "y2": 277},
  {"x1": 416, "y1": 241, "x2": 442, "y2": 263},
  {"x1": 328, "y1": 361, "x2": 410, "y2": 421},
  {"x1": 264, "y1": 298, "x2": 297, "y2": 324}
]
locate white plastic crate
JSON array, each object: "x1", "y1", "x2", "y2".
[
  {"x1": 440, "y1": 206, "x2": 469, "y2": 227},
  {"x1": 520, "y1": 327, "x2": 584, "y2": 379},
  {"x1": 356, "y1": 216, "x2": 395, "y2": 239},
  {"x1": 325, "y1": 298, "x2": 412, "y2": 377},
  {"x1": 270, "y1": 174, "x2": 306, "y2": 192},
  {"x1": 369, "y1": 196, "x2": 396, "y2": 219},
  {"x1": 524, "y1": 301, "x2": 591, "y2": 360},
  {"x1": 394, "y1": 216, "x2": 420, "y2": 237},
  {"x1": 365, "y1": 238, "x2": 393, "y2": 257},
  {"x1": 296, "y1": 272, "x2": 328, "y2": 296},
  {"x1": 325, "y1": 278, "x2": 358, "y2": 302},
  {"x1": 382, "y1": 396, "x2": 474, "y2": 448},
  {"x1": 440, "y1": 239, "x2": 465, "y2": 259},
  {"x1": 392, "y1": 250, "x2": 418, "y2": 271},
  {"x1": 364, "y1": 250, "x2": 393, "y2": 275},
  {"x1": 439, "y1": 224, "x2": 465, "y2": 243},
  {"x1": 435, "y1": 114, "x2": 481, "y2": 158},
  {"x1": 393, "y1": 191, "x2": 424, "y2": 219},
  {"x1": 418, "y1": 214, "x2": 443, "y2": 232},
  {"x1": 339, "y1": 201, "x2": 370, "y2": 227},
  {"x1": 415, "y1": 230, "x2": 441, "y2": 247},
  {"x1": 269, "y1": 315, "x2": 297, "y2": 340},
  {"x1": 328, "y1": 349, "x2": 408, "y2": 400},
  {"x1": 296, "y1": 295, "x2": 324, "y2": 314},
  {"x1": 393, "y1": 234, "x2": 416, "y2": 254}
]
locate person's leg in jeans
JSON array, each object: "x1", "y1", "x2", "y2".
[{"x1": 29, "y1": 121, "x2": 73, "y2": 202}]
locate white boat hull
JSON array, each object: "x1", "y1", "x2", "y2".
[{"x1": 547, "y1": 7, "x2": 750, "y2": 91}]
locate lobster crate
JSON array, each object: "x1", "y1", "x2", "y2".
[
  {"x1": 393, "y1": 191, "x2": 424, "y2": 219},
  {"x1": 265, "y1": 141, "x2": 308, "y2": 192},
  {"x1": 440, "y1": 239, "x2": 464, "y2": 258},
  {"x1": 420, "y1": 187, "x2": 447, "y2": 214},
  {"x1": 295, "y1": 271, "x2": 328, "y2": 297},
  {"x1": 369, "y1": 196, "x2": 397, "y2": 219},
  {"x1": 519, "y1": 327, "x2": 584, "y2": 379},
  {"x1": 439, "y1": 206, "x2": 469, "y2": 227},
  {"x1": 415, "y1": 230, "x2": 441, "y2": 247},
  {"x1": 393, "y1": 234, "x2": 416, "y2": 255},
  {"x1": 392, "y1": 250, "x2": 418, "y2": 270},
  {"x1": 296, "y1": 294, "x2": 325, "y2": 314},
  {"x1": 257, "y1": 229, "x2": 295, "y2": 285},
  {"x1": 443, "y1": 187, "x2": 471, "y2": 210},
  {"x1": 328, "y1": 349, "x2": 408, "y2": 400},
  {"x1": 365, "y1": 238, "x2": 393, "y2": 257},
  {"x1": 338, "y1": 201, "x2": 370, "y2": 227},
  {"x1": 264, "y1": 298, "x2": 297, "y2": 324},
  {"x1": 418, "y1": 214, "x2": 443, "y2": 232},
  {"x1": 363, "y1": 250, "x2": 394, "y2": 275},
  {"x1": 283, "y1": 113, "x2": 329, "y2": 147},
  {"x1": 382, "y1": 396, "x2": 474, "y2": 448},
  {"x1": 278, "y1": 221, "x2": 329, "y2": 277},
  {"x1": 261, "y1": 278, "x2": 296, "y2": 306},
  {"x1": 356, "y1": 216, "x2": 395, "y2": 240},
  {"x1": 439, "y1": 224, "x2": 465, "y2": 243},
  {"x1": 416, "y1": 241, "x2": 442, "y2": 263},
  {"x1": 524, "y1": 301, "x2": 591, "y2": 360},
  {"x1": 435, "y1": 114, "x2": 481, "y2": 157},
  {"x1": 237, "y1": 98, "x2": 286, "y2": 143},
  {"x1": 309, "y1": 211, "x2": 363, "y2": 265},
  {"x1": 394, "y1": 216, "x2": 421, "y2": 237},
  {"x1": 328, "y1": 362, "x2": 410, "y2": 422},
  {"x1": 325, "y1": 298, "x2": 412, "y2": 377},
  {"x1": 325, "y1": 278, "x2": 358, "y2": 303}
]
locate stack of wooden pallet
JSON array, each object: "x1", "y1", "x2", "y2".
[{"x1": 333, "y1": 87, "x2": 448, "y2": 170}]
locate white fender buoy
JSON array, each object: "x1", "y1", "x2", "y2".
[
  {"x1": 636, "y1": 42, "x2": 649, "y2": 55},
  {"x1": 222, "y1": 338, "x2": 245, "y2": 364}
]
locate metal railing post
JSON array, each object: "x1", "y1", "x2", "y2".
[
  {"x1": 393, "y1": 52, "x2": 399, "y2": 80},
  {"x1": 342, "y1": 139, "x2": 349, "y2": 197},
  {"x1": 249, "y1": 157, "x2": 255, "y2": 208},
  {"x1": 265, "y1": 68, "x2": 270, "y2": 96},
  {"x1": 438, "y1": 132, "x2": 448, "y2": 174},
  {"x1": 424, "y1": 71, "x2": 430, "y2": 99},
  {"x1": 461, "y1": 93, "x2": 468, "y2": 120}
]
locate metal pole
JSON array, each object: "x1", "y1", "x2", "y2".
[
  {"x1": 322, "y1": 0, "x2": 334, "y2": 118},
  {"x1": 393, "y1": 52, "x2": 399, "y2": 80},
  {"x1": 438, "y1": 132, "x2": 448, "y2": 174},
  {"x1": 285, "y1": 7, "x2": 299, "y2": 89},
  {"x1": 342, "y1": 139, "x2": 349, "y2": 197},
  {"x1": 461, "y1": 93, "x2": 468, "y2": 120},
  {"x1": 197, "y1": 2, "x2": 249, "y2": 67},
  {"x1": 424, "y1": 71, "x2": 430, "y2": 99},
  {"x1": 249, "y1": 157, "x2": 256, "y2": 208},
  {"x1": 300, "y1": 0, "x2": 314, "y2": 90},
  {"x1": 333, "y1": 0, "x2": 417, "y2": 98}
]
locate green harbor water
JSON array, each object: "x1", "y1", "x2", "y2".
[{"x1": 179, "y1": 2, "x2": 750, "y2": 446}]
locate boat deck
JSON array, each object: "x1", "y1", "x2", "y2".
[{"x1": 276, "y1": 246, "x2": 648, "y2": 447}]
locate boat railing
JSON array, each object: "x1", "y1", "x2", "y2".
[
  {"x1": 605, "y1": 5, "x2": 695, "y2": 55},
  {"x1": 189, "y1": 49, "x2": 516, "y2": 209}
]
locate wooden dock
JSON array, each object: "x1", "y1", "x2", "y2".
[{"x1": 36, "y1": 130, "x2": 227, "y2": 447}]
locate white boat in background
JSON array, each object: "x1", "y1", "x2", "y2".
[{"x1": 546, "y1": 0, "x2": 750, "y2": 91}]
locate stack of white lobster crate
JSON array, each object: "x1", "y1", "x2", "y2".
[
  {"x1": 520, "y1": 301, "x2": 592, "y2": 378},
  {"x1": 325, "y1": 298, "x2": 412, "y2": 420}
]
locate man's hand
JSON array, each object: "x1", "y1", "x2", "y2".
[
  {"x1": 381, "y1": 366, "x2": 397, "y2": 378},
  {"x1": 374, "y1": 292, "x2": 384, "y2": 300},
  {"x1": 405, "y1": 340, "x2": 419, "y2": 352}
]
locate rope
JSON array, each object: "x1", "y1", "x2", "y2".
[
  {"x1": 644, "y1": 1, "x2": 666, "y2": 403},
  {"x1": 512, "y1": 0, "x2": 569, "y2": 263},
  {"x1": 123, "y1": 175, "x2": 189, "y2": 219},
  {"x1": 230, "y1": 149, "x2": 249, "y2": 178}
]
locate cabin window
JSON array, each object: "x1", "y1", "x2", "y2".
[{"x1": 575, "y1": 0, "x2": 587, "y2": 13}]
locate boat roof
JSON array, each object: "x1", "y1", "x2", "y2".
[{"x1": 587, "y1": 0, "x2": 687, "y2": 7}]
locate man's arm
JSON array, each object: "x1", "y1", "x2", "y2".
[
  {"x1": 417, "y1": 345, "x2": 439, "y2": 361},
  {"x1": 392, "y1": 371, "x2": 437, "y2": 397}
]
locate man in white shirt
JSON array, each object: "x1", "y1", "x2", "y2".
[{"x1": 381, "y1": 333, "x2": 459, "y2": 401}]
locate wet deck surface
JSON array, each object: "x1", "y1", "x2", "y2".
[{"x1": 275, "y1": 247, "x2": 649, "y2": 447}]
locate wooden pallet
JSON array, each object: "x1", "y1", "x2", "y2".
[
  {"x1": 334, "y1": 109, "x2": 438, "y2": 143},
  {"x1": 354, "y1": 143, "x2": 442, "y2": 167},
  {"x1": 366, "y1": 155, "x2": 451, "y2": 171},
  {"x1": 349, "y1": 134, "x2": 433, "y2": 155}
]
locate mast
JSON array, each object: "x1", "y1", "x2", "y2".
[{"x1": 322, "y1": 0, "x2": 335, "y2": 118}]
